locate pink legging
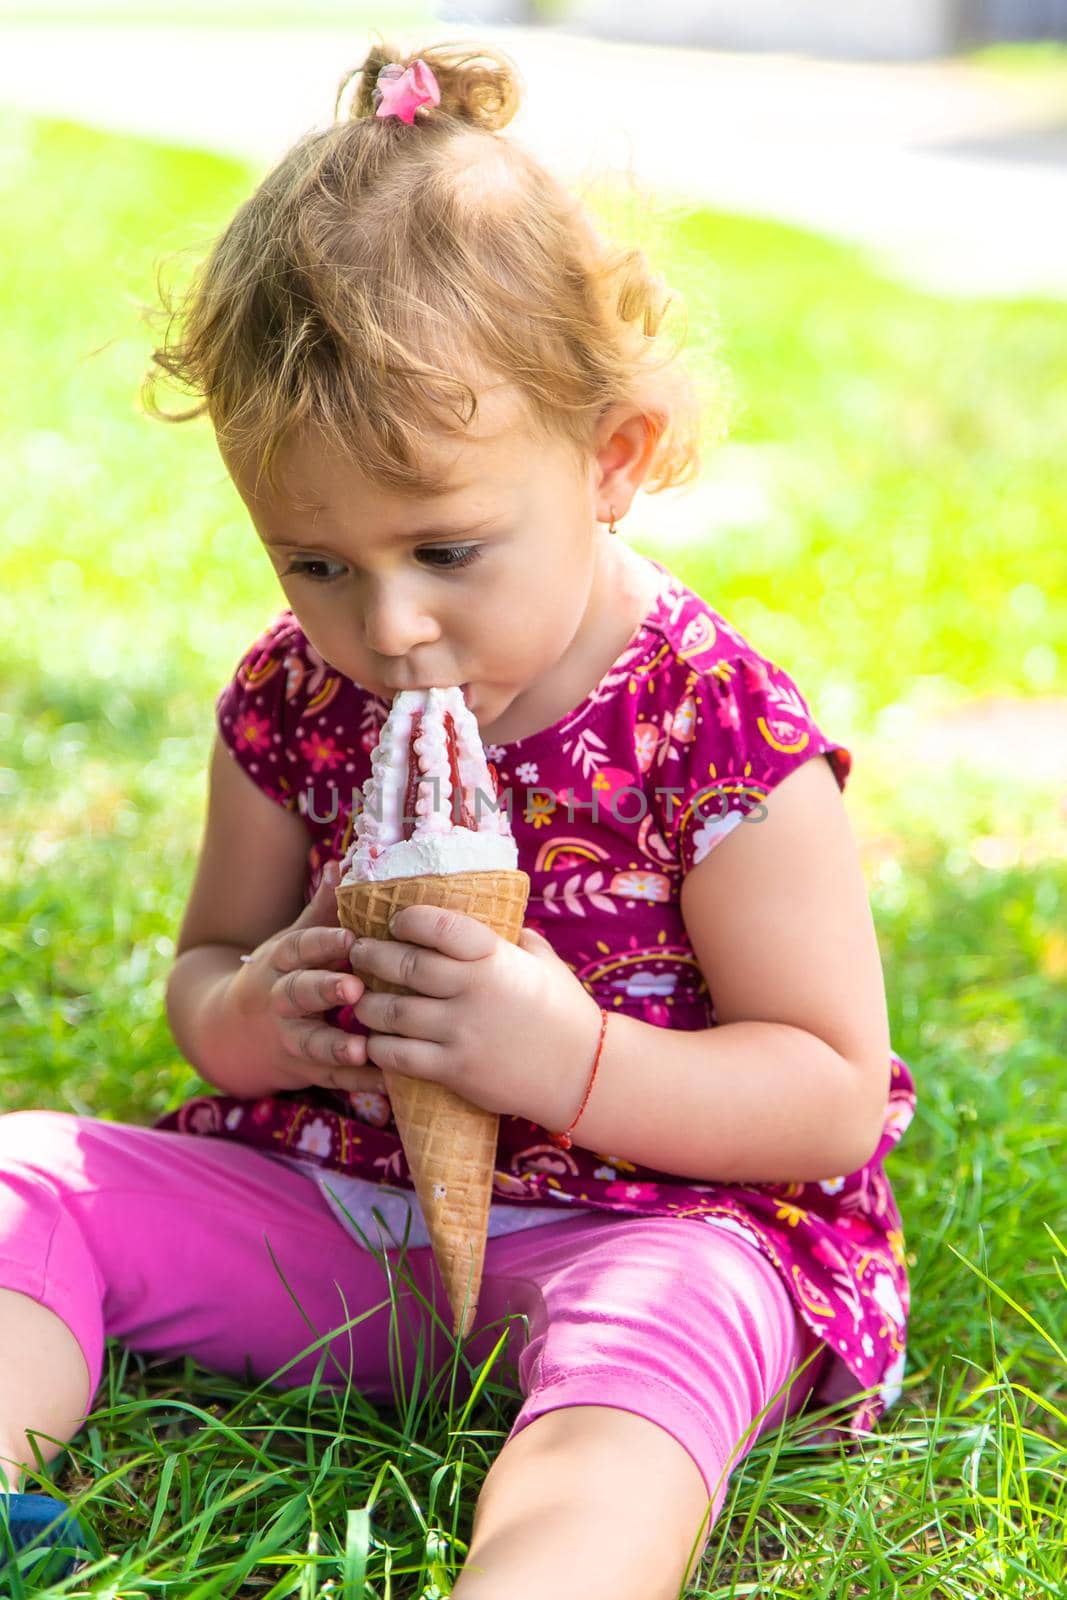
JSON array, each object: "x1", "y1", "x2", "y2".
[{"x1": 0, "y1": 1110, "x2": 830, "y2": 1537}]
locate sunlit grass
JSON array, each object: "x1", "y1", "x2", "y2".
[
  {"x1": 967, "y1": 39, "x2": 1067, "y2": 77},
  {"x1": 1, "y1": 109, "x2": 1064, "y2": 1595}
]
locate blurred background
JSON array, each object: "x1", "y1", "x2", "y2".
[{"x1": 0, "y1": 3, "x2": 1064, "y2": 1591}]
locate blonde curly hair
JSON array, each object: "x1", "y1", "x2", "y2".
[{"x1": 144, "y1": 35, "x2": 723, "y2": 499}]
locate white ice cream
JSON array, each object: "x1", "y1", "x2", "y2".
[{"x1": 339, "y1": 686, "x2": 519, "y2": 883}]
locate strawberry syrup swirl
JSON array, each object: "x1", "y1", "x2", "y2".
[
  {"x1": 446, "y1": 712, "x2": 478, "y2": 828},
  {"x1": 401, "y1": 709, "x2": 422, "y2": 840},
  {"x1": 401, "y1": 708, "x2": 476, "y2": 840}
]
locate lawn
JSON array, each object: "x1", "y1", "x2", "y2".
[{"x1": 1, "y1": 108, "x2": 1064, "y2": 1595}]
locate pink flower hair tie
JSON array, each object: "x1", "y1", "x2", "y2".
[{"x1": 373, "y1": 59, "x2": 441, "y2": 125}]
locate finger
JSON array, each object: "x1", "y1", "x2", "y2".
[
  {"x1": 340, "y1": 1063, "x2": 388, "y2": 1098},
  {"x1": 365, "y1": 1030, "x2": 446, "y2": 1080},
  {"x1": 302, "y1": 1058, "x2": 387, "y2": 1097},
  {"x1": 311, "y1": 1061, "x2": 388, "y2": 1098},
  {"x1": 354, "y1": 989, "x2": 453, "y2": 1043},
  {"x1": 387, "y1": 904, "x2": 498, "y2": 963},
  {"x1": 285, "y1": 1015, "x2": 371, "y2": 1072},
  {"x1": 518, "y1": 925, "x2": 557, "y2": 957},
  {"x1": 271, "y1": 966, "x2": 365, "y2": 1020},
  {"x1": 348, "y1": 936, "x2": 464, "y2": 999},
  {"x1": 276, "y1": 924, "x2": 355, "y2": 976},
  {"x1": 291, "y1": 859, "x2": 344, "y2": 930}
]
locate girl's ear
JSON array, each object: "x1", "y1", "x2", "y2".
[{"x1": 594, "y1": 405, "x2": 663, "y2": 515}]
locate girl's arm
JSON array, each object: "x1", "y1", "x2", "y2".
[
  {"x1": 164, "y1": 734, "x2": 378, "y2": 1100},
  {"x1": 165, "y1": 731, "x2": 309, "y2": 1095},
  {"x1": 558, "y1": 755, "x2": 891, "y2": 1183},
  {"x1": 166, "y1": 942, "x2": 282, "y2": 1098}
]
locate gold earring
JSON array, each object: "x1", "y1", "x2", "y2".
[{"x1": 608, "y1": 506, "x2": 618, "y2": 535}]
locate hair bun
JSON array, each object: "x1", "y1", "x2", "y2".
[{"x1": 338, "y1": 36, "x2": 522, "y2": 134}]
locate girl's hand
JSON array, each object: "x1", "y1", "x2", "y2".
[
  {"x1": 227, "y1": 862, "x2": 386, "y2": 1099},
  {"x1": 347, "y1": 904, "x2": 603, "y2": 1128}
]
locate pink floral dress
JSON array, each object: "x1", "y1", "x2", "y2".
[{"x1": 155, "y1": 554, "x2": 917, "y2": 1438}]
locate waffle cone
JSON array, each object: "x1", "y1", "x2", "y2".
[{"x1": 336, "y1": 869, "x2": 530, "y2": 1339}]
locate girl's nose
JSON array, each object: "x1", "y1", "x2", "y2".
[{"x1": 361, "y1": 583, "x2": 440, "y2": 658}]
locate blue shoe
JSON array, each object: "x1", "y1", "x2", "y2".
[{"x1": 0, "y1": 1492, "x2": 91, "y2": 1584}]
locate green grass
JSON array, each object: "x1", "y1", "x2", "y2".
[
  {"x1": 1, "y1": 110, "x2": 1065, "y2": 1595},
  {"x1": 968, "y1": 40, "x2": 1067, "y2": 77}
]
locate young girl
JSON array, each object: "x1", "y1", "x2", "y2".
[{"x1": 0, "y1": 38, "x2": 916, "y2": 1596}]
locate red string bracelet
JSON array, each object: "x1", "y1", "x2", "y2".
[{"x1": 548, "y1": 1006, "x2": 609, "y2": 1151}]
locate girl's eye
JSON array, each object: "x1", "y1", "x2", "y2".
[
  {"x1": 418, "y1": 545, "x2": 482, "y2": 572},
  {"x1": 283, "y1": 558, "x2": 346, "y2": 583},
  {"x1": 283, "y1": 546, "x2": 482, "y2": 583}
]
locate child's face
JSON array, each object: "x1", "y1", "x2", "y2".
[{"x1": 223, "y1": 384, "x2": 612, "y2": 739}]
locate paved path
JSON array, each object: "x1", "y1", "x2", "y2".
[{"x1": 1, "y1": 18, "x2": 1066, "y2": 300}]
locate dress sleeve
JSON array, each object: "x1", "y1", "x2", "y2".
[
  {"x1": 215, "y1": 613, "x2": 305, "y2": 815},
  {"x1": 669, "y1": 652, "x2": 852, "y2": 876}
]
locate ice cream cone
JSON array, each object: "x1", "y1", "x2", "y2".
[{"x1": 336, "y1": 869, "x2": 530, "y2": 1338}]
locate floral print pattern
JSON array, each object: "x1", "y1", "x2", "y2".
[{"x1": 155, "y1": 556, "x2": 916, "y2": 1441}]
